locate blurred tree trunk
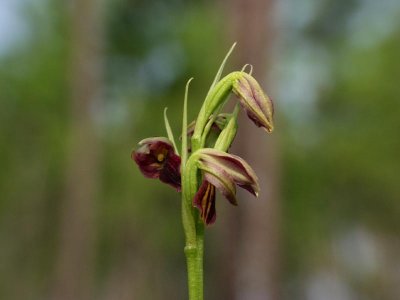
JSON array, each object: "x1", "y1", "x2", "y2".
[
  {"x1": 218, "y1": 0, "x2": 282, "y2": 299},
  {"x1": 51, "y1": 1, "x2": 103, "y2": 299}
]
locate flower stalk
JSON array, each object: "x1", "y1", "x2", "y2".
[
  {"x1": 131, "y1": 44, "x2": 274, "y2": 300},
  {"x1": 180, "y1": 78, "x2": 203, "y2": 300}
]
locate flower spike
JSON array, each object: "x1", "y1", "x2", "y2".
[
  {"x1": 130, "y1": 45, "x2": 277, "y2": 300},
  {"x1": 132, "y1": 137, "x2": 181, "y2": 191}
]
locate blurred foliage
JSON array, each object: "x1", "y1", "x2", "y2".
[
  {"x1": 0, "y1": 0, "x2": 228, "y2": 298},
  {"x1": 0, "y1": 0, "x2": 399, "y2": 299},
  {"x1": 281, "y1": 2, "x2": 400, "y2": 298}
]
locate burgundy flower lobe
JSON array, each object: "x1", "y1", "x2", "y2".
[{"x1": 132, "y1": 137, "x2": 181, "y2": 191}]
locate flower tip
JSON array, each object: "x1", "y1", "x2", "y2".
[{"x1": 263, "y1": 124, "x2": 274, "y2": 133}]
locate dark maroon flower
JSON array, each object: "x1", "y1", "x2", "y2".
[
  {"x1": 132, "y1": 137, "x2": 181, "y2": 191},
  {"x1": 192, "y1": 149, "x2": 259, "y2": 225}
]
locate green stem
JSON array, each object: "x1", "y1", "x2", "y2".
[
  {"x1": 181, "y1": 78, "x2": 203, "y2": 300},
  {"x1": 183, "y1": 209, "x2": 204, "y2": 300},
  {"x1": 195, "y1": 220, "x2": 204, "y2": 300},
  {"x1": 183, "y1": 215, "x2": 200, "y2": 300},
  {"x1": 181, "y1": 157, "x2": 203, "y2": 300}
]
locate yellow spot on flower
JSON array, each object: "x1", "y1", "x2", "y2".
[{"x1": 157, "y1": 153, "x2": 165, "y2": 162}]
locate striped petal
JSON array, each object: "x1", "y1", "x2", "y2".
[
  {"x1": 193, "y1": 181, "x2": 216, "y2": 225},
  {"x1": 198, "y1": 148, "x2": 259, "y2": 197},
  {"x1": 200, "y1": 163, "x2": 238, "y2": 205},
  {"x1": 233, "y1": 73, "x2": 274, "y2": 133}
]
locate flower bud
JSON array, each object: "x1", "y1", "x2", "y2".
[{"x1": 232, "y1": 72, "x2": 274, "y2": 132}]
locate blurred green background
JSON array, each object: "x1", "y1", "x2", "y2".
[{"x1": 1, "y1": 0, "x2": 399, "y2": 299}]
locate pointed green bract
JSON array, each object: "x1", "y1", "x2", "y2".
[
  {"x1": 182, "y1": 78, "x2": 194, "y2": 166},
  {"x1": 206, "y1": 42, "x2": 237, "y2": 98},
  {"x1": 164, "y1": 107, "x2": 179, "y2": 154},
  {"x1": 192, "y1": 43, "x2": 237, "y2": 151}
]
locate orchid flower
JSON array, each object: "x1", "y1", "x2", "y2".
[
  {"x1": 132, "y1": 137, "x2": 181, "y2": 191},
  {"x1": 191, "y1": 149, "x2": 259, "y2": 225}
]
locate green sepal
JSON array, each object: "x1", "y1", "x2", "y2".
[
  {"x1": 206, "y1": 42, "x2": 237, "y2": 98},
  {"x1": 214, "y1": 104, "x2": 239, "y2": 152}
]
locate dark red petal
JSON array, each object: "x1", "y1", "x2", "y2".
[
  {"x1": 193, "y1": 181, "x2": 216, "y2": 225},
  {"x1": 147, "y1": 138, "x2": 174, "y2": 154},
  {"x1": 159, "y1": 153, "x2": 181, "y2": 191},
  {"x1": 132, "y1": 137, "x2": 181, "y2": 191},
  {"x1": 132, "y1": 150, "x2": 161, "y2": 178},
  {"x1": 204, "y1": 171, "x2": 237, "y2": 206}
]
